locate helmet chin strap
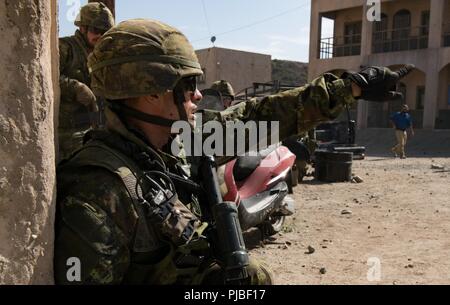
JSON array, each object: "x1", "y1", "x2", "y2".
[
  {"x1": 107, "y1": 86, "x2": 189, "y2": 128},
  {"x1": 173, "y1": 85, "x2": 189, "y2": 123},
  {"x1": 108, "y1": 101, "x2": 177, "y2": 127}
]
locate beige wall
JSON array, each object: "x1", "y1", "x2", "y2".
[
  {"x1": 196, "y1": 47, "x2": 272, "y2": 94},
  {"x1": 0, "y1": 0, "x2": 58, "y2": 284},
  {"x1": 315, "y1": 0, "x2": 363, "y2": 13},
  {"x1": 308, "y1": 56, "x2": 362, "y2": 80}
]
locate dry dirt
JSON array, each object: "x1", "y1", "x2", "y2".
[{"x1": 247, "y1": 129, "x2": 450, "y2": 285}]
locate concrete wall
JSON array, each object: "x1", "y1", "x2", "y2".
[
  {"x1": 315, "y1": 0, "x2": 363, "y2": 13},
  {"x1": 0, "y1": 0, "x2": 58, "y2": 284},
  {"x1": 196, "y1": 47, "x2": 272, "y2": 94},
  {"x1": 308, "y1": 56, "x2": 362, "y2": 80}
]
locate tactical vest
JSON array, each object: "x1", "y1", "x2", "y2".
[{"x1": 57, "y1": 135, "x2": 210, "y2": 284}]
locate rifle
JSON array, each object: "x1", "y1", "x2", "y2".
[
  {"x1": 200, "y1": 155, "x2": 250, "y2": 284},
  {"x1": 96, "y1": 96, "x2": 106, "y2": 129}
]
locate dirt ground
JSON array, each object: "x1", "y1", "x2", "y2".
[{"x1": 247, "y1": 129, "x2": 450, "y2": 285}]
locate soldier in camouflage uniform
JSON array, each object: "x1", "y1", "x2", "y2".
[
  {"x1": 54, "y1": 18, "x2": 412, "y2": 284},
  {"x1": 210, "y1": 80, "x2": 235, "y2": 109},
  {"x1": 58, "y1": 2, "x2": 114, "y2": 160}
]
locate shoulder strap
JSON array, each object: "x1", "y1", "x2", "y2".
[{"x1": 64, "y1": 140, "x2": 161, "y2": 253}]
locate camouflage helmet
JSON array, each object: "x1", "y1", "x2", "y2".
[
  {"x1": 74, "y1": 2, "x2": 115, "y2": 32},
  {"x1": 87, "y1": 19, "x2": 203, "y2": 100},
  {"x1": 210, "y1": 80, "x2": 235, "y2": 99}
]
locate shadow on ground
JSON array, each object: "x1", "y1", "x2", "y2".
[{"x1": 356, "y1": 128, "x2": 450, "y2": 158}]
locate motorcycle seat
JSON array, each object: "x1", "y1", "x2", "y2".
[{"x1": 233, "y1": 145, "x2": 278, "y2": 181}]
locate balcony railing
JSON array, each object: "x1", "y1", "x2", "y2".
[
  {"x1": 372, "y1": 25, "x2": 429, "y2": 53},
  {"x1": 320, "y1": 34, "x2": 361, "y2": 59},
  {"x1": 444, "y1": 23, "x2": 450, "y2": 47}
]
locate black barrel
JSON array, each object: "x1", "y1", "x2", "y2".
[{"x1": 314, "y1": 150, "x2": 353, "y2": 182}]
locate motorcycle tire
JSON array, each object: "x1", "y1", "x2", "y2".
[{"x1": 259, "y1": 215, "x2": 286, "y2": 237}]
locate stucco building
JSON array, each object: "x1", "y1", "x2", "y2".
[
  {"x1": 196, "y1": 47, "x2": 272, "y2": 94},
  {"x1": 309, "y1": 0, "x2": 450, "y2": 129}
]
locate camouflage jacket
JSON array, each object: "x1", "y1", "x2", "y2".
[
  {"x1": 59, "y1": 30, "x2": 92, "y2": 130},
  {"x1": 54, "y1": 73, "x2": 355, "y2": 284}
]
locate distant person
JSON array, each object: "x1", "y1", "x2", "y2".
[
  {"x1": 210, "y1": 80, "x2": 235, "y2": 108},
  {"x1": 58, "y1": 2, "x2": 114, "y2": 160},
  {"x1": 390, "y1": 104, "x2": 414, "y2": 159}
]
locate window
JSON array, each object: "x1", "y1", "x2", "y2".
[
  {"x1": 393, "y1": 10, "x2": 411, "y2": 51},
  {"x1": 416, "y1": 86, "x2": 425, "y2": 110},
  {"x1": 393, "y1": 10, "x2": 411, "y2": 30},
  {"x1": 344, "y1": 21, "x2": 362, "y2": 44},
  {"x1": 372, "y1": 13, "x2": 389, "y2": 53},
  {"x1": 373, "y1": 13, "x2": 388, "y2": 39},
  {"x1": 421, "y1": 11, "x2": 430, "y2": 36},
  {"x1": 342, "y1": 21, "x2": 362, "y2": 56}
]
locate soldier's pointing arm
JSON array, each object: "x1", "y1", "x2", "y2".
[
  {"x1": 199, "y1": 66, "x2": 412, "y2": 165},
  {"x1": 202, "y1": 73, "x2": 355, "y2": 140},
  {"x1": 200, "y1": 73, "x2": 356, "y2": 165}
]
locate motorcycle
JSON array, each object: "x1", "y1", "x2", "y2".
[{"x1": 198, "y1": 89, "x2": 296, "y2": 236}]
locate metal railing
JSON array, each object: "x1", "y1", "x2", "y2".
[
  {"x1": 372, "y1": 25, "x2": 429, "y2": 53},
  {"x1": 319, "y1": 34, "x2": 361, "y2": 59},
  {"x1": 444, "y1": 23, "x2": 450, "y2": 47},
  {"x1": 235, "y1": 81, "x2": 297, "y2": 101}
]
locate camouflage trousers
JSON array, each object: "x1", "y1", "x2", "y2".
[{"x1": 200, "y1": 259, "x2": 274, "y2": 285}]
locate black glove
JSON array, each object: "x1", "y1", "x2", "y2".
[{"x1": 342, "y1": 64, "x2": 414, "y2": 102}]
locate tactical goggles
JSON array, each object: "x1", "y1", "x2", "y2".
[{"x1": 177, "y1": 76, "x2": 198, "y2": 94}]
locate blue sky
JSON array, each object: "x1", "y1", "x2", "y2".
[{"x1": 58, "y1": 0, "x2": 313, "y2": 62}]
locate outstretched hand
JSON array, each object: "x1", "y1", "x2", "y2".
[{"x1": 343, "y1": 64, "x2": 415, "y2": 102}]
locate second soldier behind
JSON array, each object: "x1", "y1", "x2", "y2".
[{"x1": 58, "y1": 2, "x2": 114, "y2": 160}]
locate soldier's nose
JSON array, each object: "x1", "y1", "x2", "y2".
[{"x1": 192, "y1": 89, "x2": 202, "y2": 103}]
